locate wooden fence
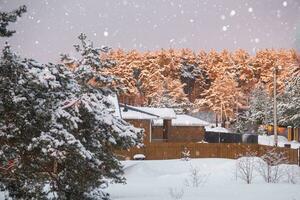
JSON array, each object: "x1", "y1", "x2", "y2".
[{"x1": 115, "y1": 143, "x2": 300, "y2": 165}]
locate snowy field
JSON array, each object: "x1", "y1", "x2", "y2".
[
  {"x1": 107, "y1": 158, "x2": 300, "y2": 200},
  {"x1": 1, "y1": 135, "x2": 299, "y2": 200},
  {"x1": 258, "y1": 135, "x2": 300, "y2": 149}
]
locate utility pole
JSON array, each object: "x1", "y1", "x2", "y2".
[
  {"x1": 273, "y1": 66, "x2": 279, "y2": 147},
  {"x1": 220, "y1": 104, "x2": 223, "y2": 127}
]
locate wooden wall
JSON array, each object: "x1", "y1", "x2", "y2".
[
  {"x1": 152, "y1": 126, "x2": 205, "y2": 142},
  {"x1": 115, "y1": 143, "x2": 299, "y2": 165}
]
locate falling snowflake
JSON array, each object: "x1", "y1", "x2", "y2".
[
  {"x1": 248, "y1": 7, "x2": 253, "y2": 13},
  {"x1": 222, "y1": 25, "x2": 229, "y2": 31},
  {"x1": 103, "y1": 31, "x2": 109, "y2": 37},
  {"x1": 36, "y1": 19, "x2": 41, "y2": 23},
  {"x1": 65, "y1": 12, "x2": 69, "y2": 16},
  {"x1": 230, "y1": 10, "x2": 236, "y2": 17},
  {"x1": 282, "y1": 1, "x2": 288, "y2": 7},
  {"x1": 189, "y1": 19, "x2": 194, "y2": 23},
  {"x1": 178, "y1": 37, "x2": 187, "y2": 44},
  {"x1": 35, "y1": 41, "x2": 39, "y2": 45},
  {"x1": 220, "y1": 15, "x2": 226, "y2": 20},
  {"x1": 254, "y1": 38, "x2": 260, "y2": 43},
  {"x1": 276, "y1": 10, "x2": 281, "y2": 18}
]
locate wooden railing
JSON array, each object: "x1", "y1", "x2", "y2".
[{"x1": 115, "y1": 143, "x2": 300, "y2": 165}]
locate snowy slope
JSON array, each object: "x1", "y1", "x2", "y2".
[
  {"x1": 258, "y1": 135, "x2": 300, "y2": 149},
  {"x1": 106, "y1": 159, "x2": 300, "y2": 200}
]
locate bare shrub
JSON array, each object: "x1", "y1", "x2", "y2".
[
  {"x1": 256, "y1": 148, "x2": 288, "y2": 183},
  {"x1": 236, "y1": 148, "x2": 258, "y2": 184},
  {"x1": 185, "y1": 165, "x2": 210, "y2": 187},
  {"x1": 285, "y1": 165, "x2": 300, "y2": 184},
  {"x1": 168, "y1": 187, "x2": 184, "y2": 200}
]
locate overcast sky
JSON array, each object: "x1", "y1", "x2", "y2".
[{"x1": 0, "y1": 0, "x2": 300, "y2": 63}]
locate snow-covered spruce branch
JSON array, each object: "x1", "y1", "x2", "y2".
[{"x1": 0, "y1": 37, "x2": 143, "y2": 199}]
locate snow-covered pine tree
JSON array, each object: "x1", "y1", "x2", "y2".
[
  {"x1": 0, "y1": 5, "x2": 27, "y2": 37},
  {"x1": 149, "y1": 80, "x2": 189, "y2": 114},
  {"x1": 234, "y1": 84, "x2": 272, "y2": 133},
  {"x1": 61, "y1": 33, "x2": 119, "y2": 94},
  {"x1": 179, "y1": 59, "x2": 210, "y2": 101},
  {"x1": 194, "y1": 75, "x2": 239, "y2": 122},
  {"x1": 234, "y1": 111, "x2": 252, "y2": 134},
  {"x1": 278, "y1": 76, "x2": 300, "y2": 127},
  {"x1": 0, "y1": 41, "x2": 143, "y2": 199},
  {"x1": 248, "y1": 84, "x2": 273, "y2": 127}
]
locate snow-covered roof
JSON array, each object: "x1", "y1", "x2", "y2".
[
  {"x1": 205, "y1": 126, "x2": 230, "y2": 133},
  {"x1": 120, "y1": 105, "x2": 176, "y2": 120},
  {"x1": 121, "y1": 108, "x2": 159, "y2": 120},
  {"x1": 153, "y1": 114, "x2": 210, "y2": 126}
]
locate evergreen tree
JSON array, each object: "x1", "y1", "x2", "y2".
[
  {"x1": 61, "y1": 33, "x2": 118, "y2": 93},
  {"x1": 234, "y1": 84, "x2": 272, "y2": 133},
  {"x1": 278, "y1": 76, "x2": 300, "y2": 127},
  {"x1": 179, "y1": 59, "x2": 210, "y2": 101},
  {"x1": 150, "y1": 80, "x2": 190, "y2": 114},
  {"x1": 0, "y1": 5, "x2": 27, "y2": 37},
  {"x1": 0, "y1": 39, "x2": 142, "y2": 199},
  {"x1": 248, "y1": 85, "x2": 273, "y2": 125},
  {"x1": 234, "y1": 111, "x2": 252, "y2": 134}
]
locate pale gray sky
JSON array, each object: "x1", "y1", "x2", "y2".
[{"x1": 0, "y1": 0, "x2": 300, "y2": 63}]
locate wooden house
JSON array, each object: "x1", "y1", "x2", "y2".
[
  {"x1": 152, "y1": 115, "x2": 208, "y2": 142},
  {"x1": 109, "y1": 94, "x2": 208, "y2": 143},
  {"x1": 119, "y1": 104, "x2": 176, "y2": 144}
]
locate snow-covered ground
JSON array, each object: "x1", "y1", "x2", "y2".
[
  {"x1": 258, "y1": 135, "x2": 300, "y2": 149},
  {"x1": 107, "y1": 159, "x2": 300, "y2": 200},
  {"x1": 1, "y1": 136, "x2": 299, "y2": 200}
]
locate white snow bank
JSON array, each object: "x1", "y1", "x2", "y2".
[
  {"x1": 258, "y1": 135, "x2": 300, "y2": 149},
  {"x1": 106, "y1": 159, "x2": 300, "y2": 200}
]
